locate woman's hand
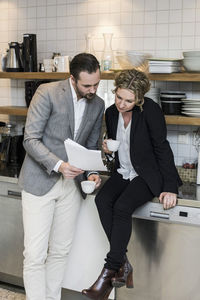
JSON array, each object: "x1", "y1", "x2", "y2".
[
  {"x1": 159, "y1": 192, "x2": 177, "y2": 209},
  {"x1": 102, "y1": 139, "x2": 113, "y2": 155},
  {"x1": 87, "y1": 174, "x2": 101, "y2": 188}
]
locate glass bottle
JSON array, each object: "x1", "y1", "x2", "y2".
[
  {"x1": 101, "y1": 33, "x2": 114, "y2": 71},
  {"x1": 85, "y1": 34, "x2": 96, "y2": 56}
]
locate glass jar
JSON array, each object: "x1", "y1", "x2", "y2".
[{"x1": 101, "y1": 33, "x2": 114, "y2": 71}]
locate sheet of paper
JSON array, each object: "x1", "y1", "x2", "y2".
[{"x1": 64, "y1": 139, "x2": 107, "y2": 171}]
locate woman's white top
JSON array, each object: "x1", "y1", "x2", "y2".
[{"x1": 116, "y1": 112, "x2": 138, "y2": 181}]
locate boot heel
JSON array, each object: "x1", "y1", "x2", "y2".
[
  {"x1": 126, "y1": 270, "x2": 134, "y2": 289},
  {"x1": 103, "y1": 287, "x2": 112, "y2": 300}
]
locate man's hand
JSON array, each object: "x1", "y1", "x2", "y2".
[
  {"x1": 88, "y1": 174, "x2": 101, "y2": 188},
  {"x1": 58, "y1": 162, "x2": 84, "y2": 179},
  {"x1": 159, "y1": 192, "x2": 177, "y2": 210}
]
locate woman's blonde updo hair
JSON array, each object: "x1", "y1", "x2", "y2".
[{"x1": 113, "y1": 69, "x2": 151, "y2": 110}]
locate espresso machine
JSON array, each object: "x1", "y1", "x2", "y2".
[{"x1": 23, "y1": 33, "x2": 37, "y2": 72}]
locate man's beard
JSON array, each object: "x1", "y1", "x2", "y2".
[{"x1": 75, "y1": 85, "x2": 96, "y2": 101}]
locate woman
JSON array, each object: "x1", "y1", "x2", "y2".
[{"x1": 82, "y1": 69, "x2": 182, "y2": 300}]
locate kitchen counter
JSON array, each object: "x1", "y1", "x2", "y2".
[
  {"x1": 152, "y1": 182, "x2": 200, "y2": 208},
  {"x1": 0, "y1": 164, "x2": 200, "y2": 204}
]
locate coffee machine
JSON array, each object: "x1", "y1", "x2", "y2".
[{"x1": 23, "y1": 33, "x2": 37, "y2": 72}]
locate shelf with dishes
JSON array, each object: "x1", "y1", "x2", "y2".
[
  {"x1": 1, "y1": 71, "x2": 200, "y2": 125},
  {"x1": 0, "y1": 106, "x2": 199, "y2": 125},
  {"x1": 2, "y1": 71, "x2": 200, "y2": 81}
]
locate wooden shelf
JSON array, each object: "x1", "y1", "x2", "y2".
[
  {"x1": 0, "y1": 106, "x2": 199, "y2": 125},
  {"x1": 148, "y1": 72, "x2": 200, "y2": 82},
  {"x1": 165, "y1": 115, "x2": 200, "y2": 125},
  {"x1": 1, "y1": 71, "x2": 200, "y2": 81},
  {"x1": 0, "y1": 106, "x2": 28, "y2": 116},
  {"x1": 0, "y1": 71, "x2": 115, "y2": 80},
  {"x1": 111, "y1": 70, "x2": 200, "y2": 82}
]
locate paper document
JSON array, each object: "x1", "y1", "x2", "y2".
[{"x1": 64, "y1": 139, "x2": 107, "y2": 171}]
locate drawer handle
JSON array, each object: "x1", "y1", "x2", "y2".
[
  {"x1": 150, "y1": 211, "x2": 169, "y2": 219},
  {"x1": 8, "y1": 190, "x2": 21, "y2": 198}
]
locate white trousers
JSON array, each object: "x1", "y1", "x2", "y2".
[{"x1": 22, "y1": 176, "x2": 82, "y2": 300}]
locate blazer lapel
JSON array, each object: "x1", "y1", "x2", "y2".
[
  {"x1": 111, "y1": 106, "x2": 119, "y2": 139},
  {"x1": 62, "y1": 80, "x2": 75, "y2": 139},
  {"x1": 130, "y1": 106, "x2": 141, "y2": 144}
]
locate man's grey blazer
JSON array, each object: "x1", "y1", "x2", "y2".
[{"x1": 18, "y1": 79, "x2": 105, "y2": 196}]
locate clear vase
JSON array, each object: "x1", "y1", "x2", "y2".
[
  {"x1": 101, "y1": 33, "x2": 114, "y2": 71},
  {"x1": 85, "y1": 33, "x2": 96, "y2": 57}
]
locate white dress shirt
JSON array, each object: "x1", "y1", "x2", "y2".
[
  {"x1": 116, "y1": 113, "x2": 138, "y2": 181},
  {"x1": 54, "y1": 79, "x2": 86, "y2": 172}
]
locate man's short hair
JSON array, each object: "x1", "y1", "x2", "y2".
[{"x1": 70, "y1": 53, "x2": 100, "y2": 81}]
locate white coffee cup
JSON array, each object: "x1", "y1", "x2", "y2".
[
  {"x1": 106, "y1": 139, "x2": 120, "y2": 152},
  {"x1": 43, "y1": 59, "x2": 54, "y2": 72},
  {"x1": 81, "y1": 180, "x2": 96, "y2": 194},
  {"x1": 53, "y1": 56, "x2": 70, "y2": 72}
]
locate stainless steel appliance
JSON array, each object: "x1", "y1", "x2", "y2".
[
  {"x1": 23, "y1": 33, "x2": 37, "y2": 72},
  {"x1": 116, "y1": 184, "x2": 200, "y2": 300},
  {"x1": 0, "y1": 178, "x2": 23, "y2": 286},
  {"x1": 6, "y1": 42, "x2": 23, "y2": 72}
]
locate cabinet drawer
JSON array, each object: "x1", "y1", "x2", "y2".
[{"x1": 0, "y1": 181, "x2": 22, "y2": 198}]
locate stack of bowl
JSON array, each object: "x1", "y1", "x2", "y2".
[
  {"x1": 160, "y1": 91, "x2": 186, "y2": 115},
  {"x1": 145, "y1": 87, "x2": 161, "y2": 106},
  {"x1": 183, "y1": 51, "x2": 200, "y2": 72},
  {"x1": 115, "y1": 50, "x2": 133, "y2": 69},
  {"x1": 115, "y1": 50, "x2": 150, "y2": 71}
]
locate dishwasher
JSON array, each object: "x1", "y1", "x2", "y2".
[
  {"x1": 0, "y1": 177, "x2": 24, "y2": 287},
  {"x1": 116, "y1": 183, "x2": 200, "y2": 300}
]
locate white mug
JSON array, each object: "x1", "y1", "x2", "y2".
[
  {"x1": 43, "y1": 59, "x2": 54, "y2": 72},
  {"x1": 106, "y1": 139, "x2": 120, "y2": 152},
  {"x1": 81, "y1": 181, "x2": 96, "y2": 194},
  {"x1": 53, "y1": 56, "x2": 70, "y2": 72}
]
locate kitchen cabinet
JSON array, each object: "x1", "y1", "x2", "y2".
[{"x1": 1, "y1": 71, "x2": 200, "y2": 125}]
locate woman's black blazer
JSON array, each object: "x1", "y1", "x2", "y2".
[{"x1": 105, "y1": 97, "x2": 182, "y2": 196}]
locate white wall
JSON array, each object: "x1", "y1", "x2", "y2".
[{"x1": 1, "y1": 0, "x2": 200, "y2": 165}]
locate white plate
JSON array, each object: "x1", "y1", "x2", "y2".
[
  {"x1": 182, "y1": 103, "x2": 200, "y2": 107},
  {"x1": 148, "y1": 58, "x2": 183, "y2": 61},
  {"x1": 182, "y1": 107, "x2": 200, "y2": 112},
  {"x1": 181, "y1": 99, "x2": 200, "y2": 102},
  {"x1": 182, "y1": 106, "x2": 200, "y2": 109},
  {"x1": 182, "y1": 112, "x2": 200, "y2": 117},
  {"x1": 181, "y1": 99, "x2": 200, "y2": 106},
  {"x1": 149, "y1": 66, "x2": 182, "y2": 73}
]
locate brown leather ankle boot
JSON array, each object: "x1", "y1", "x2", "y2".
[
  {"x1": 82, "y1": 267, "x2": 116, "y2": 300},
  {"x1": 111, "y1": 256, "x2": 134, "y2": 289}
]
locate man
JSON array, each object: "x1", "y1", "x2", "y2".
[{"x1": 18, "y1": 53, "x2": 105, "y2": 300}]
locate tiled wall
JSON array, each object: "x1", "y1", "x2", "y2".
[{"x1": 1, "y1": 0, "x2": 200, "y2": 166}]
